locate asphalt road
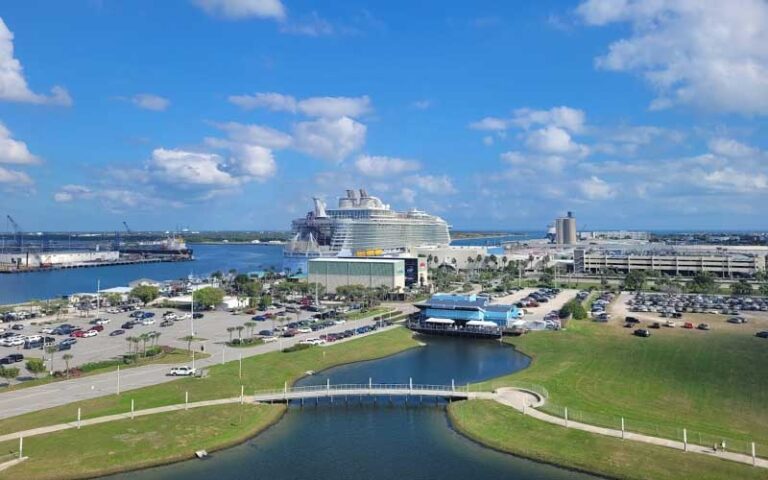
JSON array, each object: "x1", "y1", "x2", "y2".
[{"x1": 0, "y1": 304, "x2": 415, "y2": 419}]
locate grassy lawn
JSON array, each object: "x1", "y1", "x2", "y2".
[
  {"x1": 474, "y1": 320, "x2": 768, "y2": 455},
  {"x1": 0, "y1": 403, "x2": 285, "y2": 480},
  {"x1": 2, "y1": 348, "x2": 209, "y2": 393},
  {"x1": 343, "y1": 307, "x2": 393, "y2": 321},
  {"x1": 0, "y1": 326, "x2": 419, "y2": 435},
  {"x1": 448, "y1": 400, "x2": 766, "y2": 480}
]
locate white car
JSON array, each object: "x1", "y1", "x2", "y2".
[
  {"x1": 82, "y1": 330, "x2": 98, "y2": 338},
  {"x1": 333, "y1": 319, "x2": 347, "y2": 325},
  {"x1": 177, "y1": 313, "x2": 192, "y2": 320},
  {"x1": 300, "y1": 338, "x2": 325, "y2": 345},
  {"x1": 40, "y1": 327, "x2": 55, "y2": 334},
  {"x1": 0, "y1": 337, "x2": 22, "y2": 347},
  {"x1": 95, "y1": 318, "x2": 111, "y2": 325},
  {"x1": 262, "y1": 336, "x2": 278, "y2": 343},
  {"x1": 297, "y1": 327, "x2": 312, "y2": 334},
  {"x1": 141, "y1": 319, "x2": 156, "y2": 326},
  {"x1": 107, "y1": 308, "x2": 121, "y2": 314},
  {"x1": 169, "y1": 366, "x2": 196, "y2": 376}
]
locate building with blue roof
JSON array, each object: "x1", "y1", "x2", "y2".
[{"x1": 414, "y1": 293, "x2": 523, "y2": 328}]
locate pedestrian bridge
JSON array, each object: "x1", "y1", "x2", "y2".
[{"x1": 250, "y1": 381, "x2": 482, "y2": 404}]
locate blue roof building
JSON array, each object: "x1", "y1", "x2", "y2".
[{"x1": 414, "y1": 293, "x2": 523, "y2": 328}]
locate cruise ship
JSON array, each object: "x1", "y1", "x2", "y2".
[{"x1": 283, "y1": 189, "x2": 451, "y2": 274}]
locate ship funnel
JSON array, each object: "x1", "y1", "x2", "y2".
[
  {"x1": 359, "y1": 188, "x2": 368, "y2": 198},
  {"x1": 346, "y1": 189, "x2": 356, "y2": 199},
  {"x1": 313, "y1": 197, "x2": 327, "y2": 218}
]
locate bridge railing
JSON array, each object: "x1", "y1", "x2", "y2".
[{"x1": 251, "y1": 383, "x2": 466, "y2": 397}]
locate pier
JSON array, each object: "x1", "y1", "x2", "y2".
[{"x1": 0, "y1": 256, "x2": 193, "y2": 274}]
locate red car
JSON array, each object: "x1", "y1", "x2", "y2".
[
  {"x1": 683, "y1": 322, "x2": 694, "y2": 329},
  {"x1": 70, "y1": 329, "x2": 85, "y2": 337},
  {"x1": 90, "y1": 324, "x2": 104, "y2": 332}
]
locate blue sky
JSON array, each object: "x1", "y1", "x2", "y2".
[{"x1": 0, "y1": 0, "x2": 766, "y2": 231}]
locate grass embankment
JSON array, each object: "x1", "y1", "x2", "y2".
[
  {"x1": 3, "y1": 348, "x2": 209, "y2": 392},
  {"x1": 474, "y1": 321, "x2": 768, "y2": 455},
  {"x1": 448, "y1": 400, "x2": 766, "y2": 480},
  {"x1": 0, "y1": 326, "x2": 419, "y2": 435},
  {"x1": 0, "y1": 403, "x2": 285, "y2": 480},
  {"x1": 343, "y1": 307, "x2": 393, "y2": 321}
]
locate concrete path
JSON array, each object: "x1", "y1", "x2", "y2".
[
  {"x1": 493, "y1": 388, "x2": 767, "y2": 469},
  {"x1": 0, "y1": 317, "x2": 397, "y2": 419}
]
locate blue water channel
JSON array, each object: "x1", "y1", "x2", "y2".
[{"x1": 109, "y1": 336, "x2": 597, "y2": 480}]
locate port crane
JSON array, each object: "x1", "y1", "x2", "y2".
[
  {"x1": 6, "y1": 215, "x2": 23, "y2": 250},
  {"x1": 123, "y1": 221, "x2": 132, "y2": 233}
]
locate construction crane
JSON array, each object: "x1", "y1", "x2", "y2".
[
  {"x1": 122, "y1": 221, "x2": 132, "y2": 233},
  {"x1": 6, "y1": 215, "x2": 22, "y2": 250}
]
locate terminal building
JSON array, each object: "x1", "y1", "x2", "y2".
[
  {"x1": 413, "y1": 293, "x2": 524, "y2": 329},
  {"x1": 574, "y1": 246, "x2": 768, "y2": 277},
  {"x1": 308, "y1": 258, "x2": 407, "y2": 294}
]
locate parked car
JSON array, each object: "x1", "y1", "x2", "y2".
[
  {"x1": 727, "y1": 317, "x2": 747, "y2": 324},
  {"x1": 160, "y1": 320, "x2": 174, "y2": 327},
  {"x1": 683, "y1": 322, "x2": 694, "y2": 329},
  {"x1": 90, "y1": 324, "x2": 104, "y2": 332},
  {"x1": 82, "y1": 330, "x2": 98, "y2": 338},
  {"x1": 169, "y1": 366, "x2": 196, "y2": 376},
  {"x1": 650, "y1": 322, "x2": 661, "y2": 329},
  {"x1": 258, "y1": 330, "x2": 272, "y2": 336},
  {"x1": 57, "y1": 342, "x2": 72, "y2": 351},
  {"x1": 633, "y1": 329, "x2": 651, "y2": 337},
  {"x1": 40, "y1": 327, "x2": 55, "y2": 334},
  {"x1": 755, "y1": 331, "x2": 768, "y2": 339},
  {"x1": 109, "y1": 329, "x2": 125, "y2": 336},
  {"x1": 60, "y1": 338, "x2": 77, "y2": 346},
  {"x1": 664, "y1": 320, "x2": 676, "y2": 328},
  {"x1": 262, "y1": 336, "x2": 278, "y2": 343},
  {"x1": 95, "y1": 318, "x2": 111, "y2": 325},
  {"x1": 192, "y1": 313, "x2": 204, "y2": 319},
  {"x1": 121, "y1": 322, "x2": 134, "y2": 329},
  {"x1": 70, "y1": 330, "x2": 85, "y2": 338},
  {"x1": 697, "y1": 323, "x2": 711, "y2": 331},
  {"x1": 11, "y1": 324, "x2": 24, "y2": 331}
]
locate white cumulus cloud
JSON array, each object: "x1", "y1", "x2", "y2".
[
  {"x1": 579, "y1": 175, "x2": 617, "y2": 200},
  {"x1": 409, "y1": 174, "x2": 457, "y2": 195},
  {"x1": 707, "y1": 138, "x2": 759, "y2": 158},
  {"x1": 576, "y1": 0, "x2": 768, "y2": 115},
  {"x1": 0, "y1": 165, "x2": 32, "y2": 185},
  {"x1": 0, "y1": 18, "x2": 72, "y2": 106},
  {"x1": 131, "y1": 94, "x2": 170, "y2": 111},
  {"x1": 525, "y1": 126, "x2": 589, "y2": 156},
  {"x1": 293, "y1": 116, "x2": 366, "y2": 162},
  {"x1": 192, "y1": 0, "x2": 286, "y2": 20},
  {"x1": 212, "y1": 122, "x2": 293, "y2": 149},
  {"x1": 149, "y1": 148, "x2": 240, "y2": 187},
  {"x1": 0, "y1": 122, "x2": 39, "y2": 164},
  {"x1": 355, "y1": 155, "x2": 421, "y2": 177},
  {"x1": 229, "y1": 92, "x2": 372, "y2": 119},
  {"x1": 228, "y1": 92, "x2": 297, "y2": 112}
]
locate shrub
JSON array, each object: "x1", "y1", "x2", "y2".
[
  {"x1": 282, "y1": 343, "x2": 311, "y2": 353},
  {"x1": 559, "y1": 299, "x2": 587, "y2": 320}
]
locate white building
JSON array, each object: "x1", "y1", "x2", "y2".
[{"x1": 308, "y1": 258, "x2": 406, "y2": 294}]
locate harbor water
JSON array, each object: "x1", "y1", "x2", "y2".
[
  {"x1": 108, "y1": 336, "x2": 596, "y2": 480},
  {"x1": 0, "y1": 234, "x2": 542, "y2": 305}
]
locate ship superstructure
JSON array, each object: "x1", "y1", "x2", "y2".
[{"x1": 284, "y1": 189, "x2": 450, "y2": 274}]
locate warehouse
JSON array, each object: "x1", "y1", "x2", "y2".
[{"x1": 308, "y1": 258, "x2": 405, "y2": 294}]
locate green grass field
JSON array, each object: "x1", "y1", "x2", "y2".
[
  {"x1": 343, "y1": 307, "x2": 393, "y2": 321},
  {"x1": 448, "y1": 400, "x2": 766, "y2": 480},
  {"x1": 0, "y1": 403, "x2": 285, "y2": 480},
  {"x1": 0, "y1": 326, "x2": 419, "y2": 435},
  {"x1": 474, "y1": 320, "x2": 768, "y2": 454}
]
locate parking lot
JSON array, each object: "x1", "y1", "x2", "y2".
[
  {"x1": 0, "y1": 303, "x2": 406, "y2": 375},
  {"x1": 610, "y1": 291, "x2": 768, "y2": 335}
]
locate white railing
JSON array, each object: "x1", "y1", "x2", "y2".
[{"x1": 251, "y1": 382, "x2": 468, "y2": 398}]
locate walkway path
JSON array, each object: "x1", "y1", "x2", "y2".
[{"x1": 493, "y1": 388, "x2": 767, "y2": 470}]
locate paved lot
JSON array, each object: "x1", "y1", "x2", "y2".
[
  {"x1": 2, "y1": 304, "x2": 406, "y2": 371},
  {"x1": 492, "y1": 288, "x2": 580, "y2": 321},
  {"x1": 0, "y1": 304, "x2": 415, "y2": 419},
  {"x1": 610, "y1": 291, "x2": 768, "y2": 333}
]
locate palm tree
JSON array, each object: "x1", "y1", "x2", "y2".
[
  {"x1": 244, "y1": 321, "x2": 256, "y2": 337},
  {"x1": 227, "y1": 327, "x2": 236, "y2": 342},
  {"x1": 153, "y1": 331, "x2": 161, "y2": 349},
  {"x1": 236, "y1": 325, "x2": 245, "y2": 342},
  {"x1": 182, "y1": 335, "x2": 195, "y2": 353},
  {"x1": 126, "y1": 336, "x2": 136, "y2": 355},
  {"x1": 139, "y1": 333, "x2": 150, "y2": 357},
  {"x1": 502, "y1": 256, "x2": 508, "y2": 270},
  {"x1": 45, "y1": 345, "x2": 57, "y2": 374},
  {"x1": 62, "y1": 353, "x2": 73, "y2": 379},
  {"x1": 131, "y1": 337, "x2": 141, "y2": 356}
]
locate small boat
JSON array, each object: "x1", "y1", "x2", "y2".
[
  {"x1": 195, "y1": 450, "x2": 208, "y2": 459},
  {"x1": 305, "y1": 370, "x2": 315, "y2": 376}
]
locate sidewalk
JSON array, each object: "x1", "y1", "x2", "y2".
[{"x1": 493, "y1": 388, "x2": 767, "y2": 470}]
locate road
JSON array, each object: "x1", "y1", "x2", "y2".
[{"x1": 0, "y1": 304, "x2": 415, "y2": 420}]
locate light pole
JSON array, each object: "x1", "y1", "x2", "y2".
[{"x1": 190, "y1": 293, "x2": 195, "y2": 337}]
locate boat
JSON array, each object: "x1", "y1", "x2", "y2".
[{"x1": 283, "y1": 189, "x2": 451, "y2": 274}]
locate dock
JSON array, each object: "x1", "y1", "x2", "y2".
[{"x1": 0, "y1": 256, "x2": 193, "y2": 274}]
